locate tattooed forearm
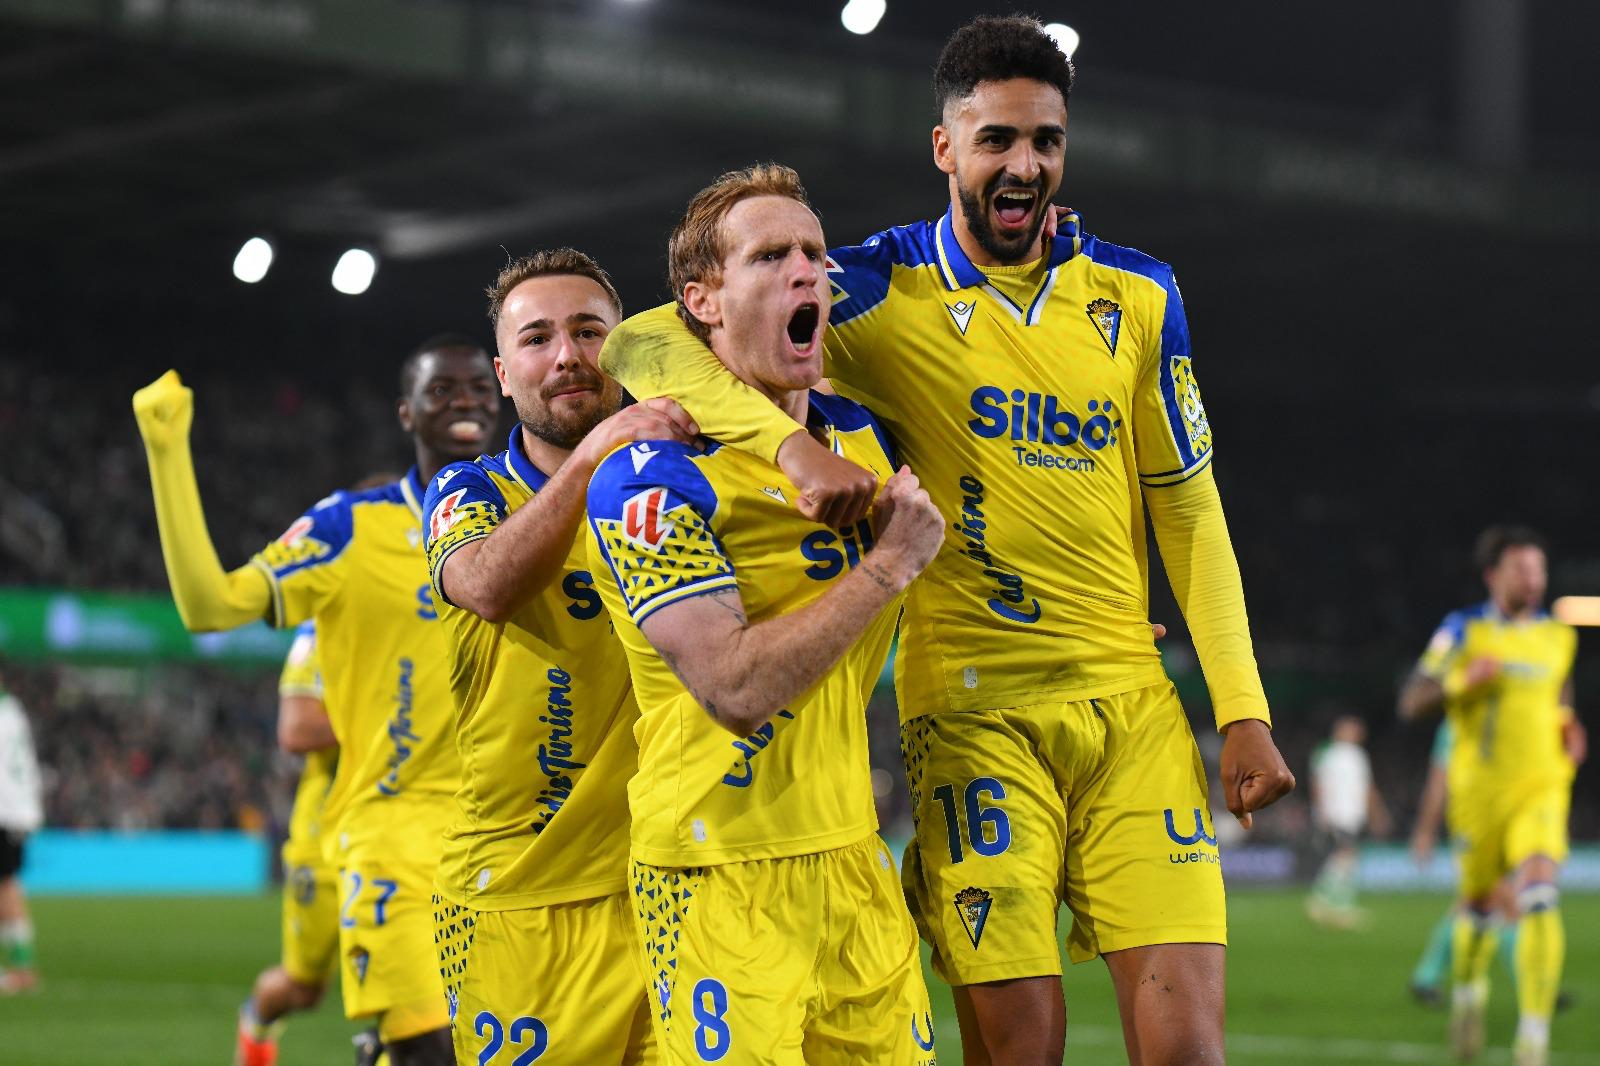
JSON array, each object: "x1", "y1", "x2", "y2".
[
  {"x1": 858, "y1": 561, "x2": 899, "y2": 595},
  {"x1": 658, "y1": 645, "x2": 721, "y2": 720},
  {"x1": 705, "y1": 589, "x2": 748, "y2": 625}
]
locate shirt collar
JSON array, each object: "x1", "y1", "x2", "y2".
[
  {"x1": 505, "y1": 425, "x2": 552, "y2": 493},
  {"x1": 399, "y1": 467, "x2": 425, "y2": 519},
  {"x1": 932, "y1": 204, "x2": 1081, "y2": 292}
]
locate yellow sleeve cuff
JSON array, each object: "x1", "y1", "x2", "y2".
[
  {"x1": 1144, "y1": 464, "x2": 1270, "y2": 731},
  {"x1": 600, "y1": 303, "x2": 800, "y2": 464}
]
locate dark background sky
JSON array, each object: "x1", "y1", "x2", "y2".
[{"x1": 2, "y1": 0, "x2": 1596, "y2": 682}]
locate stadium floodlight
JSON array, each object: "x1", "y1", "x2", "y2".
[
  {"x1": 1043, "y1": 22, "x2": 1079, "y2": 59},
  {"x1": 1553, "y1": 596, "x2": 1600, "y2": 626},
  {"x1": 840, "y1": 0, "x2": 886, "y2": 36},
  {"x1": 331, "y1": 248, "x2": 377, "y2": 295},
  {"x1": 231, "y1": 237, "x2": 273, "y2": 284}
]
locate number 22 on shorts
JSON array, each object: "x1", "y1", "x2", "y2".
[
  {"x1": 474, "y1": 1011, "x2": 548, "y2": 1065},
  {"x1": 932, "y1": 777, "x2": 1012, "y2": 863}
]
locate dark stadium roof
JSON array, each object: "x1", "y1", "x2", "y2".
[{"x1": 1, "y1": 0, "x2": 1597, "y2": 402}]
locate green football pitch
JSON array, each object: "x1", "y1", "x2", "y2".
[{"x1": 2, "y1": 889, "x2": 1596, "y2": 1065}]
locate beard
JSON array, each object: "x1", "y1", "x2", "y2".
[
  {"x1": 955, "y1": 171, "x2": 1048, "y2": 263},
  {"x1": 513, "y1": 369, "x2": 619, "y2": 450}
]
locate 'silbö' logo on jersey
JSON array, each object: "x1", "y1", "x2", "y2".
[{"x1": 968, "y1": 386, "x2": 1121, "y2": 449}]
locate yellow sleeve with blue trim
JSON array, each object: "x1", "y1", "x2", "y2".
[
  {"x1": 586, "y1": 441, "x2": 738, "y2": 625},
  {"x1": 249, "y1": 493, "x2": 356, "y2": 629},
  {"x1": 277, "y1": 621, "x2": 323, "y2": 699},
  {"x1": 1132, "y1": 269, "x2": 1262, "y2": 729},
  {"x1": 421, "y1": 460, "x2": 508, "y2": 606},
  {"x1": 600, "y1": 304, "x2": 812, "y2": 465},
  {"x1": 1131, "y1": 270, "x2": 1214, "y2": 487},
  {"x1": 1144, "y1": 464, "x2": 1269, "y2": 730}
]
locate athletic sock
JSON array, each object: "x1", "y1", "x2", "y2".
[
  {"x1": 1412, "y1": 905, "x2": 1455, "y2": 990},
  {"x1": 1452, "y1": 908, "x2": 1498, "y2": 998},
  {"x1": 0, "y1": 918, "x2": 34, "y2": 970},
  {"x1": 1515, "y1": 884, "x2": 1564, "y2": 1030}
]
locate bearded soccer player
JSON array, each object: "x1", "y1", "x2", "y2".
[
  {"x1": 424, "y1": 249, "x2": 694, "y2": 1065},
  {"x1": 587, "y1": 165, "x2": 944, "y2": 1064},
  {"x1": 133, "y1": 342, "x2": 500, "y2": 1065},
  {"x1": 597, "y1": 17, "x2": 1294, "y2": 1065},
  {"x1": 1400, "y1": 526, "x2": 1586, "y2": 1066}
]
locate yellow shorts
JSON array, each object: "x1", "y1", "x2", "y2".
[
  {"x1": 333, "y1": 805, "x2": 452, "y2": 1034},
  {"x1": 900, "y1": 682, "x2": 1226, "y2": 983},
  {"x1": 281, "y1": 848, "x2": 340, "y2": 985},
  {"x1": 1452, "y1": 783, "x2": 1571, "y2": 900},
  {"x1": 632, "y1": 835, "x2": 937, "y2": 1065},
  {"x1": 434, "y1": 892, "x2": 655, "y2": 1065}
]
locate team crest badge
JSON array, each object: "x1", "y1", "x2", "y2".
[
  {"x1": 349, "y1": 946, "x2": 370, "y2": 985},
  {"x1": 826, "y1": 255, "x2": 849, "y2": 305},
  {"x1": 953, "y1": 886, "x2": 993, "y2": 949},
  {"x1": 1086, "y1": 297, "x2": 1122, "y2": 357}
]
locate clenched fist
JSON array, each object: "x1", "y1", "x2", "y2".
[
  {"x1": 132, "y1": 370, "x2": 195, "y2": 451},
  {"x1": 867, "y1": 466, "x2": 945, "y2": 589}
]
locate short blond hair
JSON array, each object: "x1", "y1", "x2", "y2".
[
  {"x1": 485, "y1": 247, "x2": 622, "y2": 328},
  {"x1": 667, "y1": 163, "x2": 817, "y2": 343}
]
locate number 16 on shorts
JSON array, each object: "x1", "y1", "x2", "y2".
[{"x1": 932, "y1": 777, "x2": 1011, "y2": 863}]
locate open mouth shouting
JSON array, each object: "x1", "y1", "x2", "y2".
[
  {"x1": 991, "y1": 186, "x2": 1038, "y2": 235},
  {"x1": 786, "y1": 300, "x2": 822, "y2": 357}
]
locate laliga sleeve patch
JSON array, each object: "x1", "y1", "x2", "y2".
[
  {"x1": 622, "y1": 487, "x2": 675, "y2": 551},
  {"x1": 428, "y1": 487, "x2": 468, "y2": 544},
  {"x1": 1168, "y1": 356, "x2": 1212, "y2": 460}
]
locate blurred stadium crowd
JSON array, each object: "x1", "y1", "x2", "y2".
[{"x1": 0, "y1": 371, "x2": 1594, "y2": 845}]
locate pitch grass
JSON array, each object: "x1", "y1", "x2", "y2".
[{"x1": 1, "y1": 889, "x2": 1596, "y2": 1065}]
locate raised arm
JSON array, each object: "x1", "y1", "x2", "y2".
[
  {"x1": 132, "y1": 371, "x2": 271, "y2": 632},
  {"x1": 637, "y1": 468, "x2": 943, "y2": 736},
  {"x1": 601, "y1": 304, "x2": 877, "y2": 528},
  {"x1": 437, "y1": 399, "x2": 697, "y2": 623}
]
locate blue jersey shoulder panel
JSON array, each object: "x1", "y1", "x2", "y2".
[
  {"x1": 588, "y1": 440, "x2": 720, "y2": 524},
  {"x1": 809, "y1": 391, "x2": 898, "y2": 468},
  {"x1": 421, "y1": 458, "x2": 508, "y2": 551}
]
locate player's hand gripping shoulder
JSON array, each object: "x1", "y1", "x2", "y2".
[
  {"x1": 132, "y1": 369, "x2": 195, "y2": 451},
  {"x1": 775, "y1": 430, "x2": 879, "y2": 530},
  {"x1": 572, "y1": 397, "x2": 699, "y2": 471},
  {"x1": 1219, "y1": 719, "x2": 1296, "y2": 830}
]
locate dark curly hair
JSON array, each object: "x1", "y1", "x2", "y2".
[
  {"x1": 933, "y1": 14, "x2": 1075, "y2": 115},
  {"x1": 1473, "y1": 525, "x2": 1547, "y2": 571}
]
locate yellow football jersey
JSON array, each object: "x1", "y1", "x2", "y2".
[
  {"x1": 250, "y1": 469, "x2": 459, "y2": 844},
  {"x1": 603, "y1": 209, "x2": 1264, "y2": 725},
  {"x1": 278, "y1": 620, "x2": 337, "y2": 866},
  {"x1": 585, "y1": 392, "x2": 898, "y2": 867},
  {"x1": 1417, "y1": 601, "x2": 1576, "y2": 796},
  {"x1": 423, "y1": 428, "x2": 638, "y2": 909}
]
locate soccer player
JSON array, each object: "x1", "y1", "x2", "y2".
[
  {"x1": 1399, "y1": 526, "x2": 1587, "y2": 1066},
  {"x1": 424, "y1": 248, "x2": 695, "y2": 1065},
  {"x1": 133, "y1": 341, "x2": 500, "y2": 1065},
  {"x1": 1305, "y1": 715, "x2": 1389, "y2": 930},
  {"x1": 597, "y1": 17, "x2": 1294, "y2": 1064},
  {"x1": 586, "y1": 165, "x2": 944, "y2": 1064},
  {"x1": 0, "y1": 668, "x2": 42, "y2": 995},
  {"x1": 234, "y1": 620, "x2": 341, "y2": 1066}
]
